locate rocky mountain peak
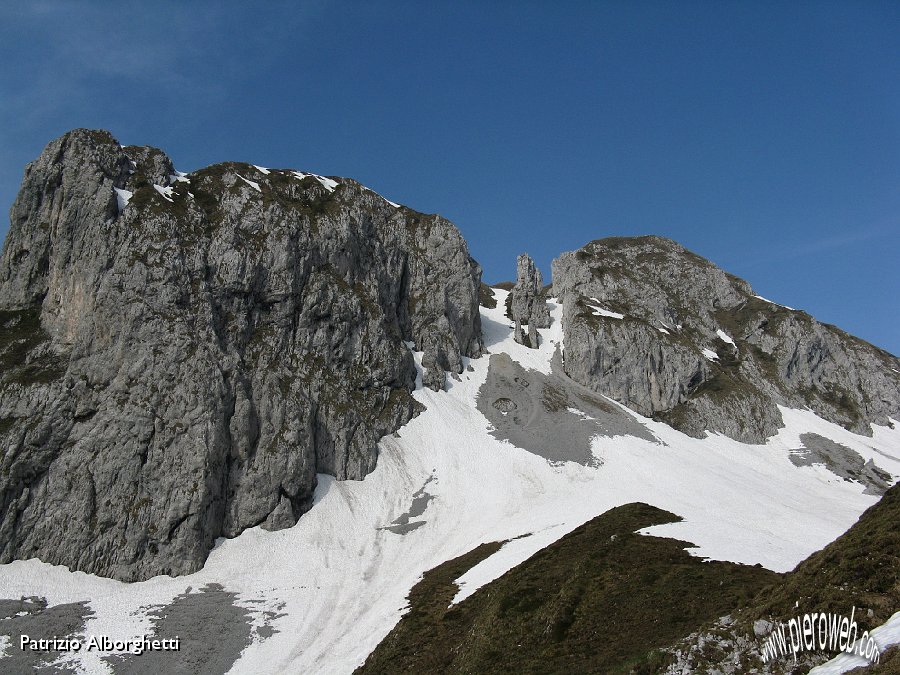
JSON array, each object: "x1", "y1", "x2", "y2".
[
  {"x1": 553, "y1": 236, "x2": 900, "y2": 442},
  {"x1": 0, "y1": 129, "x2": 483, "y2": 580}
]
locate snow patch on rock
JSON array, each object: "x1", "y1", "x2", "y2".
[
  {"x1": 754, "y1": 294, "x2": 796, "y2": 311},
  {"x1": 113, "y1": 187, "x2": 133, "y2": 211},
  {"x1": 716, "y1": 329, "x2": 736, "y2": 347},
  {"x1": 586, "y1": 298, "x2": 624, "y2": 319},
  {"x1": 152, "y1": 184, "x2": 174, "y2": 202},
  {"x1": 236, "y1": 174, "x2": 262, "y2": 192}
]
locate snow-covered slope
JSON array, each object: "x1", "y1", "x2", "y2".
[{"x1": 1, "y1": 290, "x2": 898, "y2": 673}]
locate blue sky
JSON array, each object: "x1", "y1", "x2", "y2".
[{"x1": 1, "y1": 1, "x2": 898, "y2": 354}]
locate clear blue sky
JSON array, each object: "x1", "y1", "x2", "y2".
[{"x1": 1, "y1": 2, "x2": 898, "y2": 354}]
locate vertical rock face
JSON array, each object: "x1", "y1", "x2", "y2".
[
  {"x1": 510, "y1": 253, "x2": 550, "y2": 348},
  {"x1": 0, "y1": 129, "x2": 483, "y2": 581},
  {"x1": 553, "y1": 236, "x2": 900, "y2": 443}
]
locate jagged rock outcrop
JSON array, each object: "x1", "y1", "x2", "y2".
[
  {"x1": 553, "y1": 236, "x2": 900, "y2": 442},
  {"x1": 0, "y1": 129, "x2": 483, "y2": 581},
  {"x1": 510, "y1": 253, "x2": 550, "y2": 348}
]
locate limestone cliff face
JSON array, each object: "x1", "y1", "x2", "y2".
[
  {"x1": 553, "y1": 236, "x2": 900, "y2": 443},
  {"x1": 0, "y1": 129, "x2": 483, "y2": 581}
]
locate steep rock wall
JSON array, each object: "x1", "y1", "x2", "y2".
[{"x1": 0, "y1": 129, "x2": 483, "y2": 580}]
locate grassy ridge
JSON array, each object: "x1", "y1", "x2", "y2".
[
  {"x1": 360, "y1": 484, "x2": 900, "y2": 673},
  {"x1": 668, "y1": 483, "x2": 900, "y2": 672},
  {"x1": 357, "y1": 503, "x2": 778, "y2": 674},
  {"x1": 751, "y1": 482, "x2": 900, "y2": 628}
]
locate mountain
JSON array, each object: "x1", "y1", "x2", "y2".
[
  {"x1": 0, "y1": 130, "x2": 898, "y2": 674},
  {"x1": 554, "y1": 236, "x2": 899, "y2": 443},
  {"x1": 0, "y1": 129, "x2": 482, "y2": 581}
]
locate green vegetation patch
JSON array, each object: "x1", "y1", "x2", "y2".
[
  {"x1": 356, "y1": 541, "x2": 504, "y2": 675},
  {"x1": 799, "y1": 382, "x2": 866, "y2": 430},
  {"x1": 126, "y1": 180, "x2": 183, "y2": 219},
  {"x1": 0, "y1": 416, "x2": 17, "y2": 435},
  {"x1": 5, "y1": 359, "x2": 65, "y2": 385},
  {"x1": 86, "y1": 129, "x2": 117, "y2": 146},
  {"x1": 0, "y1": 308, "x2": 45, "y2": 367},
  {"x1": 358, "y1": 502, "x2": 778, "y2": 674},
  {"x1": 0, "y1": 307, "x2": 65, "y2": 385},
  {"x1": 479, "y1": 283, "x2": 497, "y2": 309}
]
